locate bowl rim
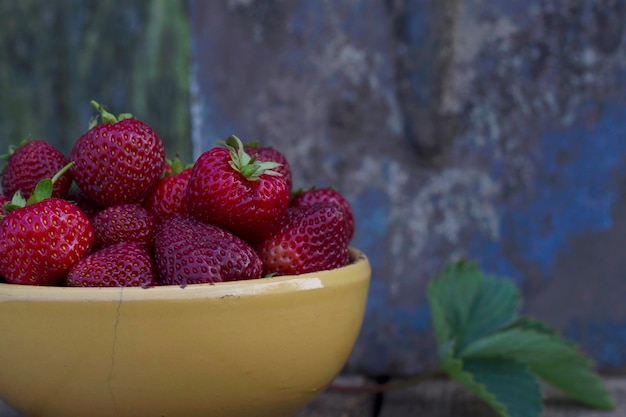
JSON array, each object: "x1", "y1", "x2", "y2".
[{"x1": 0, "y1": 248, "x2": 370, "y2": 302}]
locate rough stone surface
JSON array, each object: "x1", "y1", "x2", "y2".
[{"x1": 189, "y1": 0, "x2": 626, "y2": 375}]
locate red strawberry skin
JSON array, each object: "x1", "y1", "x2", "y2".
[
  {"x1": 66, "y1": 189, "x2": 104, "y2": 219},
  {"x1": 0, "y1": 198, "x2": 94, "y2": 285},
  {"x1": 244, "y1": 145, "x2": 293, "y2": 192},
  {"x1": 257, "y1": 203, "x2": 350, "y2": 276},
  {"x1": 66, "y1": 242, "x2": 157, "y2": 288},
  {"x1": 154, "y1": 215, "x2": 263, "y2": 286},
  {"x1": 2, "y1": 140, "x2": 72, "y2": 200},
  {"x1": 290, "y1": 187, "x2": 355, "y2": 241},
  {"x1": 185, "y1": 147, "x2": 289, "y2": 244},
  {"x1": 91, "y1": 204, "x2": 159, "y2": 251},
  {"x1": 69, "y1": 118, "x2": 165, "y2": 207},
  {"x1": 143, "y1": 168, "x2": 192, "y2": 222}
]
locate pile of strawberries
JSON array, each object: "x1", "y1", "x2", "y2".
[{"x1": 0, "y1": 101, "x2": 355, "y2": 287}]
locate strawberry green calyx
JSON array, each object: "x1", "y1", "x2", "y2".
[
  {"x1": 167, "y1": 157, "x2": 185, "y2": 175},
  {"x1": 88, "y1": 100, "x2": 133, "y2": 130},
  {"x1": 221, "y1": 135, "x2": 282, "y2": 181},
  {"x1": 2, "y1": 191, "x2": 26, "y2": 214},
  {"x1": 161, "y1": 157, "x2": 192, "y2": 179},
  {"x1": 170, "y1": 157, "x2": 183, "y2": 175},
  {"x1": 2, "y1": 162, "x2": 75, "y2": 213}
]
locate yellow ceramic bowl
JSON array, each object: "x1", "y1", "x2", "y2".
[{"x1": 0, "y1": 248, "x2": 370, "y2": 417}]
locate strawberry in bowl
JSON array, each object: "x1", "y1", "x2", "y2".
[
  {"x1": 0, "y1": 164, "x2": 94, "y2": 286},
  {"x1": 69, "y1": 101, "x2": 166, "y2": 207},
  {"x1": 0, "y1": 103, "x2": 370, "y2": 417}
]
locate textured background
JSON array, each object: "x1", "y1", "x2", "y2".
[
  {"x1": 189, "y1": 0, "x2": 626, "y2": 376},
  {"x1": 0, "y1": 0, "x2": 192, "y2": 161},
  {"x1": 2, "y1": 0, "x2": 626, "y2": 377}
]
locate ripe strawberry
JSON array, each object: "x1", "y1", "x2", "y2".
[
  {"x1": 0, "y1": 197, "x2": 94, "y2": 285},
  {"x1": 1, "y1": 139, "x2": 72, "y2": 200},
  {"x1": 143, "y1": 158, "x2": 192, "y2": 222},
  {"x1": 66, "y1": 188, "x2": 104, "y2": 219},
  {"x1": 185, "y1": 135, "x2": 289, "y2": 244},
  {"x1": 69, "y1": 101, "x2": 165, "y2": 207},
  {"x1": 290, "y1": 187, "x2": 355, "y2": 240},
  {"x1": 66, "y1": 242, "x2": 157, "y2": 288},
  {"x1": 244, "y1": 143, "x2": 293, "y2": 192},
  {"x1": 91, "y1": 204, "x2": 159, "y2": 251},
  {"x1": 154, "y1": 215, "x2": 263, "y2": 286},
  {"x1": 257, "y1": 203, "x2": 350, "y2": 276},
  {"x1": 0, "y1": 163, "x2": 94, "y2": 285}
]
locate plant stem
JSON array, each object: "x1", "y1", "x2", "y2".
[{"x1": 329, "y1": 368, "x2": 447, "y2": 394}]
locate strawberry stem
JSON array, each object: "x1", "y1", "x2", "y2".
[
  {"x1": 2, "y1": 162, "x2": 75, "y2": 214},
  {"x1": 51, "y1": 161, "x2": 74, "y2": 184},
  {"x1": 89, "y1": 101, "x2": 134, "y2": 129},
  {"x1": 220, "y1": 135, "x2": 282, "y2": 182},
  {"x1": 169, "y1": 157, "x2": 184, "y2": 175},
  {"x1": 91, "y1": 100, "x2": 118, "y2": 124},
  {"x1": 25, "y1": 161, "x2": 75, "y2": 206}
]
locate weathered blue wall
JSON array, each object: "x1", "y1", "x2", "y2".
[{"x1": 190, "y1": 0, "x2": 626, "y2": 375}]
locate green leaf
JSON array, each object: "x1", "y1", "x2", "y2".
[
  {"x1": 3, "y1": 190, "x2": 26, "y2": 213},
  {"x1": 441, "y1": 355, "x2": 543, "y2": 417},
  {"x1": 27, "y1": 178, "x2": 53, "y2": 205},
  {"x1": 459, "y1": 324, "x2": 581, "y2": 364},
  {"x1": 428, "y1": 260, "x2": 615, "y2": 414},
  {"x1": 460, "y1": 325, "x2": 615, "y2": 409},
  {"x1": 505, "y1": 317, "x2": 565, "y2": 338},
  {"x1": 505, "y1": 319, "x2": 615, "y2": 409},
  {"x1": 428, "y1": 259, "x2": 520, "y2": 352}
]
